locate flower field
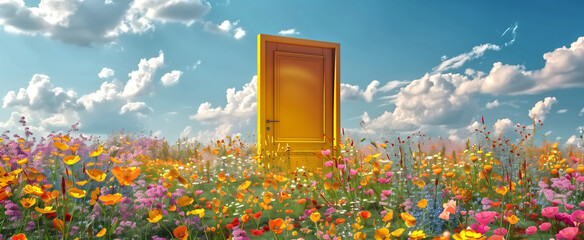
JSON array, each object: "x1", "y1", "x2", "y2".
[{"x1": 1, "y1": 118, "x2": 584, "y2": 240}]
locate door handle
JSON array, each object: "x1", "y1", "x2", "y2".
[{"x1": 266, "y1": 120, "x2": 280, "y2": 123}]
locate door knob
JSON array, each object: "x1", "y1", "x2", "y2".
[{"x1": 266, "y1": 120, "x2": 280, "y2": 123}]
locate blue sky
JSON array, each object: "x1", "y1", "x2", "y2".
[{"x1": 1, "y1": 0, "x2": 583, "y2": 146}]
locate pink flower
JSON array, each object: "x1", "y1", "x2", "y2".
[
  {"x1": 321, "y1": 149, "x2": 331, "y2": 156},
  {"x1": 469, "y1": 223, "x2": 490, "y2": 234},
  {"x1": 571, "y1": 210, "x2": 584, "y2": 223},
  {"x1": 337, "y1": 164, "x2": 345, "y2": 170},
  {"x1": 493, "y1": 228, "x2": 507, "y2": 236},
  {"x1": 443, "y1": 200, "x2": 456, "y2": 214},
  {"x1": 349, "y1": 170, "x2": 357, "y2": 175},
  {"x1": 460, "y1": 211, "x2": 467, "y2": 216},
  {"x1": 525, "y1": 226, "x2": 537, "y2": 235},
  {"x1": 539, "y1": 222, "x2": 551, "y2": 231},
  {"x1": 474, "y1": 211, "x2": 497, "y2": 226},
  {"x1": 580, "y1": 202, "x2": 584, "y2": 208},
  {"x1": 381, "y1": 190, "x2": 392, "y2": 196},
  {"x1": 385, "y1": 171, "x2": 392, "y2": 178},
  {"x1": 439, "y1": 210, "x2": 450, "y2": 220},
  {"x1": 556, "y1": 227, "x2": 579, "y2": 240},
  {"x1": 455, "y1": 195, "x2": 462, "y2": 200},
  {"x1": 196, "y1": 190, "x2": 203, "y2": 195},
  {"x1": 542, "y1": 206, "x2": 559, "y2": 218},
  {"x1": 565, "y1": 204, "x2": 574, "y2": 210},
  {"x1": 577, "y1": 176, "x2": 584, "y2": 183},
  {"x1": 324, "y1": 161, "x2": 334, "y2": 167},
  {"x1": 377, "y1": 178, "x2": 389, "y2": 184},
  {"x1": 325, "y1": 172, "x2": 333, "y2": 178}
]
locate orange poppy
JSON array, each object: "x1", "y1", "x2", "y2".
[
  {"x1": 99, "y1": 193, "x2": 123, "y2": 205},
  {"x1": 96, "y1": 228, "x2": 106, "y2": 237},
  {"x1": 359, "y1": 211, "x2": 371, "y2": 220},
  {"x1": 269, "y1": 218, "x2": 285, "y2": 234},
  {"x1": 111, "y1": 167, "x2": 141, "y2": 186},
  {"x1": 87, "y1": 169, "x2": 106, "y2": 182},
  {"x1": 173, "y1": 225, "x2": 188, "y2": 240},
  {"x1": 11, "y1": 233, "x2": 27, "y2": 240}
]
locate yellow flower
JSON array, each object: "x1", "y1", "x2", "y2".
[
  {"x1": 87, "y1": 169, "x2": 106, "y2": 182},
  {"x1": 177, "y1": 196, "x2": 194, "y2": 207},
  {"x1": 147, "y1": 209, "x2": 163, "y2": 223},
  {"x1": 391, "y1": 228, "x2": 405, "y2": 237},
  {"x1": 354, "y1": 232, "x2": 366, "y2": 239},
  {"x1": 351, "y1": 223, "x2": 363, "y2": 230},
  {"x1": 53, "y1": 142, "x2": 69, "y2": 151},
  {"x1": 63, "y1": 155, "x2": 80, "y2": 165},
  {"x1": 96, "y1": 228, "x2": 106, "y2": 237},
  {"x1": 263, "y1": 191, "x2": 273, "y2": 204},
  {"x1": 399, "y1": 212, "x2": 416, "y2": 227},
  {"x1": 68, "y1": 188, "x2": 86, "y2": 198},
  {"x1": 90, "y1": 187, "x2": 100, "y2": 205},
  {"x1": 415, "y1": 180, "x2": 426, "y2": 188},
  {"x1": 111, "y1": 167, "x2": 141, "y2": 186},
  {"x1": 374, "y1": 228, "x2": 390, "y2": 240},
  {"x1": 382, "y1": 210, "x2": 393, "y2": 222},
  {"x1": 310, "y1": 212, "x2": 321, "y2": 223},
  {"x1": 418, "y1": 199, "x2": 428, "y2": 208},
  {"x1": 20, "y1": 198, "x2": 36, "y2": 208},
  {"x1": 507, "y1": 214, "x2": 519, "y2": 224},
  {"x1": 35, "y1": 206, "x2": 57, "y2": 214},
  {"x1": 409, "y1": 230, "x2": 426, "y2": 240},
  {"x1": 24, "y1": 185, "x2": 44, "y2": 196},
  {"x1": 452, "y1": 229, "x2": 486, "y2": 240},
  {"x1": 495, "y1": 186, "x2": 508, "y2": 195},
  {"x1": 238, "y1": 180, "x2": 251, "y2": 190},
  {"x1": 89, "y1": 145, "x2": 104, "y2": 157}
]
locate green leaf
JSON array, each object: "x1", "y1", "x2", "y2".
[{"x1": 360, "y1": 138, "x2": 366, "y2": 142}]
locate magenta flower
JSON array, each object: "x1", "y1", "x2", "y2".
[
  {"x1": 493, "y1": 228, "x2": 507, "y2": 236},
  {"x1": 337, "y1": 164, "x2": 345, "y2": 169},
  {"x1": 381, "y1": 190, "x2": 392, "y2": 196},
  {"x1": 196, "y1": 190, "x2": 203, "y2": 195},
  {"x1": 321, "y1": 149, "x2": 331, "y2": 156},
  {"x1": 324, "y1": 161, "x2": 334, "y2": 167},
  {"x1": 555, "y1": 212, "x2": 575, "y2": 226},
  {"x1": 377, "y1": 178, "x2": 389, "y2": 184},
  {"x1": 542, "y1": 206, "x2": 559, "y2": 218},
  {"x1": 571, "y1": 210, "x2": 584, "y2": 223},
  {"x1": 349, "y1": 169, "x2": 357, "y2": 175},
  {"x1": 474, "y1": 211, "x2": 497, "y2": 226},
  {"x1": 325, "y1": 172, "x2": 333, "y2": 178},
  {"x1": 539, "y1": 222, "x2": 551, "y2": 231},
  {"x1": 525, "y1": 226, "x2": 537, "y2": 235},
  {"x1": 556, "y1": 227, "x2": 579, "y2": 240},
  {"x1": 469, "y1": 223, "x2": 490, "y2": 234}
]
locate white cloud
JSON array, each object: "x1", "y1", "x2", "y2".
[
  {"x1": 2, "y1": 53, "x2": 162, "y2": 135},
  {"x1": 433, "y1": 43, "x2": 500, "y2": 73},
  {"x1": 467, "y1": 37, "x2": 584, "y2": 95},
  {"x1": 188, "y1": 60, "x2": 202, "y2": 71},
  {"x1": 341, "y1": 80, "x2": 408, "y2": 102},
  {"x1": 486, "y1": 99, "x2": 500, "y2": 109},
  {"x1": 502, "y1": 22, "x2": 518, "y2": 46},
  {"x1": 120, "y1": 51, "x2": 165, "y2": 98},
  {"x1": 0, "y1": 0, "x2": 212, "y2": 46},
  {"x1": 580, "y1": 108, "x2": 584, "y2": 116},
  {"x1": 366, "y1": 73, "x2": 479, "y2": 131},
  {"x1": 190, "y1": 76, "x2": 257, "y2": 141},
  {"x1": 557, "y1": 109, "x2": 568, "y2": 114},
  {"x1": 528, "y1": 97, "x2": 557, "y2": 122},
  {"x1": 179, "y1": 125, "x2": 192, "y2": 139},
  {"x1": 565, "y1": 135, "x2": 580, "y2": 146},
  {"x1": 493, "y1": 118, "x2": 514, "y2": 136},
  {"x1": 278, "y1": 28, "x2": 299, "y2": 35},
  {"x1": 119, "y1": 101, "x2": 153, "y2": 115},
  {"x1": 98, "y1": 67, "x2": 115, "y2": 79},
  {"x1": 204, "y1": 20, "x2": 246, "y2": 39},
  {"x1": 448, "y1": 121, "x2": 481, "y2": 143},
  {"x1": 160, "y1": 70, "x2": 183, "y2": 86}
]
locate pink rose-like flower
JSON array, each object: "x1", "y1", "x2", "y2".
[
  {"x1": 321, "y1": 149, "x2": 331, "y2": 156},
  {"x1": 565, "y1": 204, "x2": 574, "y2": 210},
  {"x1": 377, "y1": 178, "x2": 389, "y2": 184},
  {"x1": 349, "y1": 169, "x2": 357, "y2": 175},
  {"x1": 571, "y1": 210, "x2": 584, "y2": 223},
  {"x1": 475, "y1": 211, "x2": 497, "y2": 226},
  {"x1": 580, "y1": 202, "x2": 584, "y2": 208},
  {"x1": 539, "y1": 222, "x2": 551, "y2": 231},
  {"x1": 542, "y1": 206, "x2": 559, "y2": 218},
  {"x1": 525, "y1": 226, "x2": 537, "y2": 235},
  {"x1": 556, "y1": 227, "x2": 579, "y2": 240},
  {"x1": 337, "y1": 164, "x2": 345, "y2": 170},
  {"x1": 196, "y1": 190, "x2": 203, "y2": 195},
  {"x1": 469, "y1": 223, "x2": 490, "y2": 234},
  {"x1": 381, "y1": 190, "x2": 392, "y2": 196},
  {"x1": 577, "y1": 176, "x2": 584, "y2": 183},
  {"x1": 385, "y1": 171, "x2": 392, "y2": 178},
  {"x1": 493, "y1": 228, "x2": 507, "y2": 236},
  {"x1": 324, "y1": 161, "x2": 334, "y2": 167}
]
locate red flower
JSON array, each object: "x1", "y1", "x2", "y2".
[
  {"x1": 65, "y1": 213, "x2": 72, "y2": 222},
  {"x1": 251, "y1": 229, "x2": 264, "y2": 236},
  {"x1": 254, "y1": 212, "x2": 262, "y2": 219},
  {"x1": 231, "y1": 217, "x2": 240, "y2": 227}
]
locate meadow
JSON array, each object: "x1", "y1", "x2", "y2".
[{"x1": 1, "y1": 116, "x2": 583, "y2": 240}]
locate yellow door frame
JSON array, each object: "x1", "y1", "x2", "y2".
[{"x1": 257, "y1": 34, "x2": 340, "y2": 170}]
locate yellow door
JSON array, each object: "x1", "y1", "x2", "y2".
[{"x1": 257, "y1": 34, "x2": 340, "y2": 173}]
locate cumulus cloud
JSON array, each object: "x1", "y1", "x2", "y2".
[
  {"x1": 340, "y1": 80, "x2": 408, "y2": 102},
  {"x1": 486, "y1": 99, "x2": 500, "y2": 109},
  {"x1": 190, "y1": 76, "x2": 257, "y2": 141},
  {"x1": 98, "y1": 67, "x2": 115, "y2": 79},
  {"x1": 365, "y1": 73, "x2": 479, "y2": 131},
  {"x1": 204, "y1": 20, "x2": 246, "y2": 39},
  {"x1": 565, "y1": 135, "x2": 580, "y2": 146},
  {"x1": 160, "y1": 70, "x2": 183, "y2": 86},
  {"x1": 493, "y1": 118, "x2": 514, "y2": 136},
  {"x1": 433, "y1": 44, "x2": 500, "y2": 73},
  {"x1": 528, "y1": 97, "x2": 557, "y2": 122},
  {"x1": 120, "y1": 51, "x2": 164, "y2": 98},
  {"x1": 580, "y1": 108, "x2": 584, "y2": 116},
  {"x1": 179, "y1": 125, "x2": 192, "y2": 139},
  {"x1": 465, "y1": 37, "x2": 584, "y2": 95},
  {"x1": 278, "y1": 28, "x2": 299, "y2": 35},
  {"x1": 1, "y1": 52, "x2": 164, "y2": 135},
  {"x1": 0, "y1": 0, "x2": 216, "y2": 46}
]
